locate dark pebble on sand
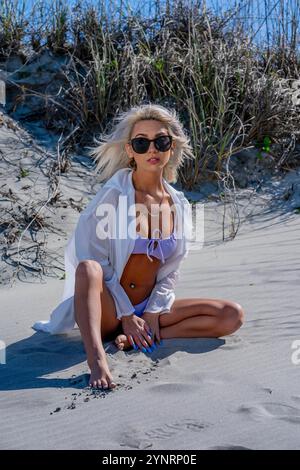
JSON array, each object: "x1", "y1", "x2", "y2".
[
  {"x1": 53, "y1": 407, "x2": 61, "y2": 413},
  {"x1": 131, "y1": 373, "x2": 137, "y2": 379}
]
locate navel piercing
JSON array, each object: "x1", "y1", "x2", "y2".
[{"x1": 130, "y1": 282, "x2": 136, "y2": 289}]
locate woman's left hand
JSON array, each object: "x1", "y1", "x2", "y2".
[{"x1": 140, "y1": 312, "x2": 161, "y2": 345}]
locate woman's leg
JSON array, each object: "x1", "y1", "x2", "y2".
[
  {"x1": 159, "y1": 298, "x2": 245, "y2": 338},
  {"x1": 115, "y1": 298, "x2": 244, "y2": 350},
  {"x1": 74, "y1": 260, "x2": 121, "y2": 389}
]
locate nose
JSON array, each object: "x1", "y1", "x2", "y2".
[{"x1": 148, "y1": 141, "x2": 157, "y2": 152}]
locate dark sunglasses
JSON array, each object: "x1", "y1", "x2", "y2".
[{"x1": 129, "y1": 135, "x2": 172, "y2": 154}]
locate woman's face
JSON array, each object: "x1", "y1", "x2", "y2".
[{"x1": 125, "y1": 119, "x2": 175, "y2": 172}]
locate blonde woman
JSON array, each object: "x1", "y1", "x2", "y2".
[{"x1": 33, "y1": 104, "x2": 244, "y2": 390}]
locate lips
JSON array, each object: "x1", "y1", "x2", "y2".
[{"x1": 147, "y1": 158, "x2": 160, "y2": 163}]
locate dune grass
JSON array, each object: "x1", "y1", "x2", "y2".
[{"x1": 0, "y1": 0, "x2": 299, "y2": 190}]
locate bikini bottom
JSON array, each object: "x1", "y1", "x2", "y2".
[{"x1": 132, "y1": 295, "x2": 150, "y2": 317}]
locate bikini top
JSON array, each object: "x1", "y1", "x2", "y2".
[{"x1": 132, "y1": 228, "x2": 177, "y2": 264}]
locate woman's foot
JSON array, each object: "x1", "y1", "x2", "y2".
[
  {"x1": 88, "y1": 357, "x2": 116, "y2": 389},
  {"x1": 115, "y1": 334, "x2": 132, "y2": 351}
]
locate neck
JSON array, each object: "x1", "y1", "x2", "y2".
[{"x1": 132, "y1": 168, "x2": 164, "y2": 195}]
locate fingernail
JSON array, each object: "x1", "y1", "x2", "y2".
[
  {"x1": 147, "y1": 347, "x2": 152, "y2": 353},
  {"x1": 142, "y1": 347, "x2": 147, "y2": 353},
  {"x1": 133, "y1": 344, "x2": 138, "y2": 350}
]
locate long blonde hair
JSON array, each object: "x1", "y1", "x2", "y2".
[{"x1": 87, "y1": 103, "x2": 195, "y2": 184}]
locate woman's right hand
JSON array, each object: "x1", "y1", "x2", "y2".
[{"x1": 121, "y1": 314, "x2": 153, "y2": 351}]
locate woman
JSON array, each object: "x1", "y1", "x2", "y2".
[{"x1": 33, "y1": 103, "x2": 244, "y2": 390}]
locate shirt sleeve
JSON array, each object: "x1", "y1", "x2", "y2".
[
  {"x1": 143, "y1": 244, "x2": 189, "y2": 314},
  {"x1": 74, "y1": 187, "x2": 135, "y2": 320},
  {"x1": 143, "y1": 267, "x2": 180, "y2": 314}
]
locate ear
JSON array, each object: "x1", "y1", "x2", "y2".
[{"x1": 125, "y1": 142, "x2": 132, "y2": 158}]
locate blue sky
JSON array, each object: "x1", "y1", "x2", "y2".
[{"x1": 10, "y1": 0, "x2": 300, "y2": 48}]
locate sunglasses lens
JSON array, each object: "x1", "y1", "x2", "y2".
[
  {"x1": 131, "y1": 136, "x2": 172, "y2": 153},
  {"x1": 131, "y1": 138, "x2": 149, "y2": 153},
  {"x1": 156, "y1": 136, "x2": 172, "y2": 151}
]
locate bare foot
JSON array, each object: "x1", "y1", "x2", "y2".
[
  {"x1": 88, "y1": 357, "x2": 116, "y2": 389},
  {"x1": 115, "y1": 334, "x2": 132, "y2": 351}
]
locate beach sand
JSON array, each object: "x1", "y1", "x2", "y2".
[
  {"x1": 1, "y1": 112, "x2": 300, "y2": 450},
  {"x1": 1, "y1": 196, "x2": 300, "y2": 449}
]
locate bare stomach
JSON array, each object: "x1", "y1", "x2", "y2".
[
  {"x1": 119, "y1": 186, "x2": 175, "y2": 307},
  {"x1": 120, "y1": 253, "x2": 161, "y2": 305}
]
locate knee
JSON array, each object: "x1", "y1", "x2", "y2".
[
  {"x1": 220, "y1": 301, "x2": 245, "y2": 335},
  {"x1": 75, "y1": 260, "x2": 103, "y2": 283}
]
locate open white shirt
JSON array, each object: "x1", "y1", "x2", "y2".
[{"x1": 33, "y1": 168, "x2": 193, "y2": 334}]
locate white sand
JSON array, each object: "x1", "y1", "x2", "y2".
[
  {"x1": 1, "y1": 111, "x2": 300, "y2": 449},
  {"x1": 1, "y1": 188, "x2": 300, "y2": 449}
]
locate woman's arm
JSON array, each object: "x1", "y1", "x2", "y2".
[
  {"x1": 74, "y1": 187, "x2": 135, "y2": 320},
  {"x1": 143, "y1": 256, "x2": 184, "y2": 314}
]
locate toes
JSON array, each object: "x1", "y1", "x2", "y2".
[
  {"x1": 101, "y1": 379, "x2": 108, "y2": 389},
  {"x1": 115, "y1": 334, "x2": 127, "y2": 351}
]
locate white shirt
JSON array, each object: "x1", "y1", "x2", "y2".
[{"x1": 32, "y1": 168, "x2": 193, "y2": 334}]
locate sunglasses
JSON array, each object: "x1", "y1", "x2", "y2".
[{"x1": 129, "y1": 135, "x2": 172, "y2": 154}]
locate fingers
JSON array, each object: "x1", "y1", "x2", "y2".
[
  {"x1": 127, "y1": 332, "x2": 149, "y2": 352},
  {"x1": 141, "y1": 321, "x2": 155, "y2": 346},
  {"x1": 128, "y1": 335, "x2": 138, "y2": 351},
  {"x1": 143, "y1": 323, "x2": 152, "y2": 337},
  {"x1": 126, "y1": 326, "x2": 157, "y2": 353},
  {"x1": 141, "y1": 329, "x2": 153, "y2": 347},
  {"x1": 136, "y1": 333, "x2": 151, "y2": 351}
]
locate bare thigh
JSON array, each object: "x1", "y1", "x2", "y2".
[{"x1": 159, "y1": 297, "x2": 243, "y2": 329}]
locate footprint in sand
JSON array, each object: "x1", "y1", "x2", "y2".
[
  {"x1": 148, "y1": 383, "x2": 195, "y2": 394},
  {"x1": 120, "y1": 419, "x2": 209, "y2": 449},
  {"x1": 208, "y1": 445, "x2": 252, "y2": 450},
  {"x1": 238, "y1": 402, "x2": 300, "y2": 423}
]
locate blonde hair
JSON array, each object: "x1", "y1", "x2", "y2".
[{"x1": 87, "y1": 103, "x2": 195, "y2": 184}]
